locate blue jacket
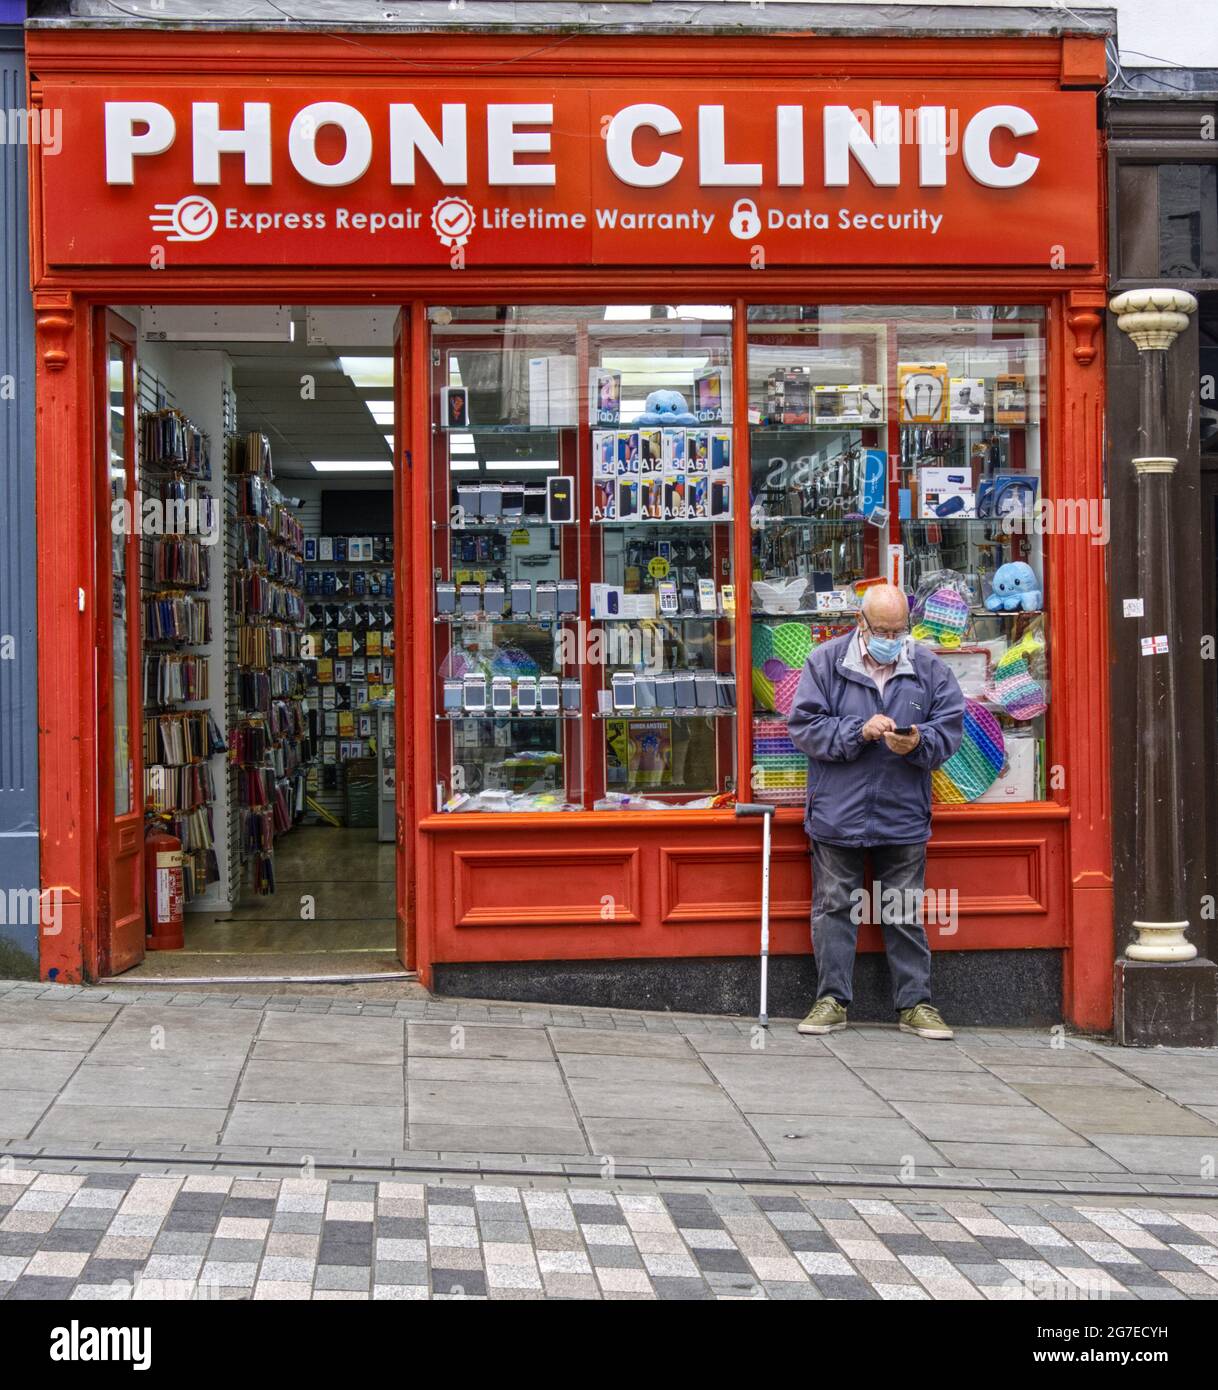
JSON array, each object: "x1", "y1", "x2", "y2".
[{"x1": 786, "y1": 631, "x2": 965, "y2": 847}]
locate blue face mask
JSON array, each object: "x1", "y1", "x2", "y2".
[{"x1": 864, "y1": 631, "x2": 905, "y2": 666}]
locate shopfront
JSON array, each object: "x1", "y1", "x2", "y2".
[{"x1": 26, "y1": 24, "x2": 1112, "y2": 1025}]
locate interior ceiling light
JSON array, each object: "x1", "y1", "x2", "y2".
[
  {"x1": 364, "y1": 400, "x2": 394, "y2": 425},
  {"x1": 339, "y1": 356, "x2": 394, "y2": 389},
  {"x1": 311, "y1": 461, "x2": 393, "y2": 473}
]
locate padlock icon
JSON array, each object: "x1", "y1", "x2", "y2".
[{"x1": 729, "y1": 198, "x2": 761, "y2": 241}]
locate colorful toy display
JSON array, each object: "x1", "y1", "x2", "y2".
[
  {"x1": 911, "y1": 586, "x2": 970, "y2": 648},
  {"x1": 931, "y1": 698, "x2": 1006, "y2": 803},
  {"x1": 986, "y1": 631, "x2": 1047, "y2": 720},
  {"x1": 985, "y1": 561, "x2": 1042, "y2": 612}
]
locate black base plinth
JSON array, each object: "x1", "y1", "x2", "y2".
[{"x1": 1114, "y1": 957, "x2": 1218, "y2": 1047}]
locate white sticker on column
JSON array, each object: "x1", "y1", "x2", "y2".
[
  {"x1": 1139, "y1": 634, "x2": 1169, "y2": 655},
  {"x1": 1123, "y1": 598, "x2": 1144, "y2": 618}
]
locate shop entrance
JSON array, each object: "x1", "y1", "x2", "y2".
[{"x1": 97, "y1": 303, "x2": 409, "y2": 982}]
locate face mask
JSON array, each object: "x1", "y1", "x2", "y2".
[{"x1": 864, "y1": 631, "x2": 904, "y2": 666}]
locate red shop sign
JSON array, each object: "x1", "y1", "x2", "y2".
[{"x1": 38, "y1": 83, "x2": 1100, "y2": 270}]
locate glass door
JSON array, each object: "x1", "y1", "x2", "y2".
[{"x1": 96, "y1": 310, "x2": 145, "y2": 975}]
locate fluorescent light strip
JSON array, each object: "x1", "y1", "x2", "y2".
[
  {"x1": 311, "y1": 461, "x2": 393, "y2": 473},
  {"x1": 485, "y1": 460, "x2": 559, "y2": 471},
  {"x1": 339, "y1": 356, "x2": 394, "y2": 389}
]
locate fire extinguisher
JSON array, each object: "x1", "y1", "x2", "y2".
[{"x1": 145, "y1": 818, "x2": 185, "y2": 951}]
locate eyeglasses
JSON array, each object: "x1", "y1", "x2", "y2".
[{"x1": 862, "y1": 618, "x2": 910, "y2": 641}]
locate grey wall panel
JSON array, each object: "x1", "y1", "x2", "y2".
[{"x1": 0, "y1": 29, "x2": 40, "y2": 978}]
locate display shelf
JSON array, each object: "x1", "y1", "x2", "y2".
[{"x1": 436, "y1": 712, "x2": 580, "y2": 722}]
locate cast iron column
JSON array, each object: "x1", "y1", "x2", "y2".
[{"x1": 1110, "y1": 288, "x2": 1216, "y2": 1046}]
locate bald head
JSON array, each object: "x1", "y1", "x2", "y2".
[{"x1": 860, "y1": 584, "x2": 909, "y2": 630}]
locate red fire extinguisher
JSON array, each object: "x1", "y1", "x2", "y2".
[{"x1": 145, "y1": 819, "x2": 185, "y2": 951}]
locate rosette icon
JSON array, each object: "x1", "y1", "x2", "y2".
[
  {"x1": 149, "y1": 195, "x2": 220, "y2": 243},
  {"x1": 431, "y1": 196, "x2": 475, "y2": 250}
]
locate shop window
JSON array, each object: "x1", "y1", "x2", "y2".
[
  {"x1": 1158, "y1": 164, "x2": 1218, "y2": 279},
  {"x1": 429, "y1": 305, "x2": 735, "y2": 813},
  {"x1": 1200, "y1": 291, "x2": 1218, "y2": 455},
  {"x1": 746, "y1": 305, "x2": 1051, "y2": 805}
]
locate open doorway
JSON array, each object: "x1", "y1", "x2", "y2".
[{"x1": 99, "y1": 303, "x2": 406, "y2": 981}]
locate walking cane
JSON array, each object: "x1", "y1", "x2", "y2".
[{"x1": 735, "y1": 802, "x2": 776, "y2": 1028}]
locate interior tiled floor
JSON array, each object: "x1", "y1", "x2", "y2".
[{"x1": 126, "y1": 827, "x2": 398, "y2": 978}]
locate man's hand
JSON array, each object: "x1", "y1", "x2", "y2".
[
  {"x1": 883, "y1": 726, "x2": 921, "y2": 756},
  {"x1": 861, "y1": 714, "x2": 896, "y2": 743}
]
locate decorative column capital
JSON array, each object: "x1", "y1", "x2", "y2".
[{"x1": 1108, "y1": 288, "x2": 1198, "y2": 351}]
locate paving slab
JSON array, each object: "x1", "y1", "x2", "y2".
[
  {"x1": 748, "y1": 1113, "x2": 944, "y2": 1167},
  {"x1": 983, "y1": 1064, "x2": 1146, "y2": 1089},
  {"x1": 30, "y1": 1104, "x2": 228, "y2": 1146},
  {"x1": 547, "y1": 1028, "x2": 695, "y2": 1059},
  {"x1": 821, "y1": 1039, "x2": 985, "y2": 1073},
  {"x1": 258, "y1": 1012, "x2": 404, "y2": 1054},
  {"x1": 1084, "y1": 1133, "x2": 1218, "y2": 1180},
  {"x1": 222, "y1": 1103, "x2": 405, "y2": 1151},
  {"x1": 408, "y1": 1057, "x2": 562, "y2": 1085},
  {"x1": 408, "y1": 1023, "x2": 555, "y2": 1061},
  {"x1": 555, "y1": 1052, "x2": 712, "y2": 1084},
  {"x1": 1012, "y1": 1084, "x2": 1218, "y2": 1138},
  {"x1": 933, "y1": 1142, "x2": 1129, "y2": 1173},
  {"x1": 698, "y1": 1055, "x2": 896, "y2": 1119},
  {"x1": 408, "y1": 1124, "x2": 586, "y2": 1156},
  {"x1": 565, "y1": 1078, "x2": 741, "y2": 1122},
  {"x1": 0, "y1": 1006, "x2": 116, "y2": 1053},
  {"x1": 851, "y1": 1068, "x2": 1031, "y2": 1107},
  {"x1": 0, "y1": 1092, "x2": 56, "y2": 1141},
  {"x1": 0, "y1": 1050, "x2": 84, "y2": 1093},
  {"x1": 239, "y1": 1060, "x2": 404, "y2": 1108},
  {"x1": 409, "y1": 1079, "x2": 578, "y2": 1129},
  {"x1": 583, "y1": 1117, "x2": 769, "y2": 1163},
  {"x1": 57, "y1": 1056, "x2": 245, "y2": 1111},
  {"x1": 891, "y1": 1101, "x2": 1091, "y2": 1147}
]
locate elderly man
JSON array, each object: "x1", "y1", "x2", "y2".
[{"x1": 787, "y1": 584, "x2": 964, "y2": 1039}]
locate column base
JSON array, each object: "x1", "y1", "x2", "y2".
[{"x1": 1114, "y1": 958, "x2": 1218, "y2": 1047}]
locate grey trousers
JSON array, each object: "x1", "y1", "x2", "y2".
[{"x1": 810, "y1": 839, "x2": 933, "y2": 1011}]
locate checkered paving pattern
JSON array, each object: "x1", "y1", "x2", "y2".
[{"x1": 2, "y1": 1168, "x2": 1216, "y2": 1301}]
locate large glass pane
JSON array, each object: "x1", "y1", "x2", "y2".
[
  {"x1": 747, "y1": 305, "x2": 1051, "y2": 805},
  {"x1": 109, "y1": 341, "x2": 132, "y2": 816},
  {"x1": 429, "y1": 305, "x2": 737, "y2": 812}
]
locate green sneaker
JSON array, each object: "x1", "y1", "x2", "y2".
[
  {"x1": 797, "y1": 996, "x2": 848, "y2": 1035},
  {"x1": 899, "y1": 1003, "x2": 954, "y2": 1040}
]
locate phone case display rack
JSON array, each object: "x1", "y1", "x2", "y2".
[
  {"x1": 301, "y1": 531, "x2": 396, "y2": 820},
  {"x1": 225, "y1": 431, "x2": 312, "y2": 896},
  {"x1": 138, "y1": 391, "x2": 224, "y2": 899}
]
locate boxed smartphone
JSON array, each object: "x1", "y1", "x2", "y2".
[
  {"x1": 318, "y1": 536, "x2": 334, "y2": 561},
  {"x1": 483, "y1": 582, "x2": 506, "y2": 616},
  {"x1": 673, "y1": 670, "x2": 697, "y2": 708},
  {"x1": 654, "y1": 672, "x2": 676, "y2": 706},
  {"x1": 510, "y1": 580, "x2": 532, "y2": 616},
  {"x1": 616, "y1": 431, "x2": 640, "y2": 473},
  {"x1": 500, "y1": 485, "x2": 524, "y2": 520},
  {"x1": 556, "y1": 579, "x2": 579, "y2": 614},
  {"x1": 456, "y1": 483, "x2": 480, "y2": 519},
  {"x1": 593, "y1": 430, "x2": 617, "y2": 477},
  {"x1": 590, "y1": 368, "x2": 621, "y2": 426},
  {"x1": 635, "y1": 676, "x2": 657, "y2": 710},
  {"x1": 535, "y1": 581, "x2": 558, "y2": 616},
  {"x1": 640, "y1": 475, "x2": 664, "y2": 521},
  {"x1": 459, "y1": 582, "x2": 482, "y2": 614},
  {"x1": 698, "y1": 579, "x2": 717, "y2": 613},
  {"x1": 661, "y1": 427, "x2": 686, "y2": 466},
  {"x1": 516, "y1": 676, "x2": 538, "y2": 714},
  {"x1": 709, "y1": 431, "x2": 731, "y2": 471},
  {"x1": 435, "y1": 581, "x2": 457, "y2": 615},
  {"x1": 710, "y1": 477, "x2": 732, "y2": 518},
  {"x1": 716, "y1": 673, "x2": 736, "y2": 707},
  {"x1": 617, "y1": 476, "x2": 640, "y2": 522},
  {"x1": 561, "y1": 678, "x2": 581, "y2": 711},
  {"x1": 523, "y1": 486, "x2": 547, "y2": 519},
  {"x1": 694, "y1": 671, "x2": 719, "y2": 708},
  {"x1": 547, "y1": 475, "x2": 575, "y2": 525},
  {"x1": 663, "y1": 473, "x2": 686, "y2": 521},
  {"x1": 491, "y1": 675, "x2": 514, "y2": 715},
  {"x1": 528, "y1": 354, "x2": 578, "y2": 427},
  {"x1": 538, "y1": 675, "x2": 562, "y2": 713},
  {"x1": 611, "y1": 671, "x2": 637, "y2": 711},
  {"x1": 443, "y1": 677, "x2": 463, "y2": 712},
  {"x1": 462, "y1": 672, "x2": 486, "y2": 711},
  {"x1": 304, "y1": 537, "x2": 317, "y2": 562},
  {"x1": 593, "y1": 477, "x2": 616, "y2": 523},
  {"x1": 639, "y1": 428, "x2": 662, "y2": 469},
  {"x1": 686, "y1": 430, "x2": 708, "y2": 467},
  {"x1": 441, "y1": 386, "x2": 471, "y2": 429},
  {"x1": 591, "y1": 583, "x2": 623, "y2": 620},
  {"x1": 694, "y1": 367, "x2": 728, "y2": 423},
  {"x1": 479, "y1": 484, "x2": 503, "y2": 520},
  {"x1": 686, "y1": 471, "x2": 709, "y2": 520},
  {"x1": 782, "y1": 368, "x2": 812, "y2": 426}
]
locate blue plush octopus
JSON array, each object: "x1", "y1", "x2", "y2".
[
  {"x1": 634, "y1": 388, "x2": 698, "y2": 426},
  {"x1": 985, "y1": 561, "x2": 1042, "y2": 612}
]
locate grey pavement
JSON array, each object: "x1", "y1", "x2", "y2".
[
  {"x1": 1, "y1": 1166, "x2": 1216, "y2": 1301},
  {"x1": 1, "y1": 979, "x2": 1217, "y2": 1195}
]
